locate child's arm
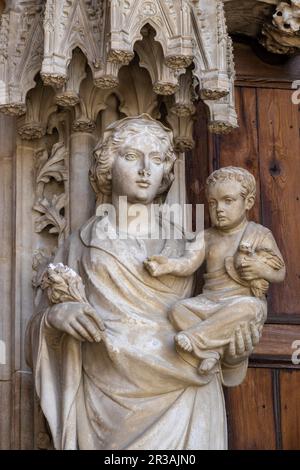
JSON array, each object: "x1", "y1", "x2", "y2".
[
  {"x1": 144, "y1": 231, "x2": 206, "y2": 278},
  {"x1": 238, "y1": 231, "x2": 286, "y2": 283}
]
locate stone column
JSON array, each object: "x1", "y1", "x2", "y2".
[
  {"x1": 0, "y1": 114, "x2": 15, "y2": 449},
  {"x1": 12, "y1": 134, "x2": 37, "y2": 449},
  {"x1": 70, "y1": 121, "x2": 97, "y2": 232}
]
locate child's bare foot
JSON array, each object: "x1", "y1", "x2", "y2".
[
  {"x1": 198, "y1": 357, "x2": 218, "y2": 375},
  {"x1": 175, "y1": 333, "x2": 193, "y2": 352}
]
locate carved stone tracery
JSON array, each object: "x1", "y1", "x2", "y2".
[{"x1": 0, "y1": 0, "x2": 238, "y2": 132}]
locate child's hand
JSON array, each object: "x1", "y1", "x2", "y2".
[
  {"x1": 237, "y1": 255, "x2": 269, "y2": 281},
  {"x1": 144, "y1": 255, "x2": 172, "y2": 277}
]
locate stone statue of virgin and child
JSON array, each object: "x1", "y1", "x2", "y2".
[{"x1": 26, "y1": 114, "x2": 285, "y2": 450}]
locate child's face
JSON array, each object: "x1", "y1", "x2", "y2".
[{"x1": 207, "y1": 180, "x2": 252, "y2": 230}]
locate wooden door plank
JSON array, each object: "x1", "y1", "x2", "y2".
[
  {"x1": 226, "y1": 368, "x2": 276, "y2": 449},
  {"x1": 257, "y1": 89, "x2": 300, "y2": 316},
  {"x1": 280, "y1": 370, "x2": 300, "y2": 449},
  {"x1": 218, "y1": 87, "x2": 261, "y2": 223},
  {"x1": 252, "y1": 324, "x2": 300, "y2": 363},
  {"x1": 233, "y1": 42, "x2": 300, "y2": 88}
]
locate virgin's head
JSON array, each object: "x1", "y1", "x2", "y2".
[{"x1": 89, "y1": 114, "x2": 176, "y2": 205}]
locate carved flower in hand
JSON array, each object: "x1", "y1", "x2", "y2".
[{"x1": 41, "y1": 263, "x2": 89, "y2": 305}]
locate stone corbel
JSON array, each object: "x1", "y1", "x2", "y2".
[{"x1": 260, "y1": 0, "x2": 300, "y2": 54}]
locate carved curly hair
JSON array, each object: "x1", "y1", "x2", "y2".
[
  {"x1": 206, "y1": 166, "x2": 256, "y2": 200},
  {"x1": 89, "y1": 114, "x2": 177, "y2": 204}
]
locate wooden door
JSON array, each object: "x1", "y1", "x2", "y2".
[{"x1": 187, "y1": 42, "x2": 300, "y2": 449}]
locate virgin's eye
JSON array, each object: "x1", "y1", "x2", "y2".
[
  {"x1": 209, "y1": 201, "x2": 216, "y2": 207},
  {"x1": 124, "y1": 153, "x2": 138, "y2": 161},
  {"x1": 225, "y1": 198, "x2": 233, "y2": 204},
  {"x1": 151, "y1": 156, "x2": 163, "y2": 165}
]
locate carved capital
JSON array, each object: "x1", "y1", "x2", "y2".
[
  {"x1": 55, "y1": 92, "x2": 80, "y2": 107},
  {"x1": 208, "y1": 121, "x2": 237, "y2": 135},
  {"x1": 18, "y1": 122, "x2": 45, "y2": 140},
  {"x1": 165, "y1": 55, "x2": 194, "y2": 70},
  {"x1": 0, "y1": 103, "x2": 26, "y2": 117},
  {"x1": 41, "y1": 73, "x2": 67, "y2": 89},
  {"x1": 108, "y1": 50, "x2": 134, "y2": 65},
  {"x1": 153, "y1": 82, "x2": 179, "y2": 96},
  {"x1": 72, "y1": 119, "x2": 96, "y2": 133},
  {"x1": 174, "y1": 137, "x2": 194, "y2": 152},
  {"x1": 171, "y1": 103, "x2": 196, "y2": 118},
  {"x1": 94, "y1": 76, "x2": 119, "y2": 90},
  {"x1": 200, "y1": 89, "x2": 229, "y2": 101}
]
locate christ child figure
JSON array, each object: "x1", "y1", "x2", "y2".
[{"x1": 144, "y1": 167, "x2": 286, "y2": 375}]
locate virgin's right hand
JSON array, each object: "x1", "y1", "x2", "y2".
[
  {"x1": 144, "y1": 255, "x2": 171, "y2": 277},
  {"x1": 47, "y1": 302, "x2": 105, "y2": 343}
]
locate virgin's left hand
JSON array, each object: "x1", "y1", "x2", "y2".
[{"x1": 225, "y1": 321, "x2": 263, "y2": 364}]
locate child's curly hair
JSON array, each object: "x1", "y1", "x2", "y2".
[{"x1": 206, "y1": 166, "x2": 256, "y2": 200}]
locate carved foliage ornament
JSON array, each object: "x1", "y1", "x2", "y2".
[{"x1": 33, "y1": 142, "x2": 68, "y2": 245}]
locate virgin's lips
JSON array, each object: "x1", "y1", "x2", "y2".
[{"x1": 136, "y1": 179, "x2": 151, "y2": 187}]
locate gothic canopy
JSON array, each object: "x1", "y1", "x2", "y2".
[{"x1": 0, "y1": 0, "x2": 298, "y2": 142}]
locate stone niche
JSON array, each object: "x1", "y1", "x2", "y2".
[
  {"x1": 0, "y1": 0, "x2": 295, "y2": 450},
  {"x1": 0, "y1": 0, "x2": 237, "y2": 449}
]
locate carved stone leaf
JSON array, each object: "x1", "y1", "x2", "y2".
[
  {"x1": 36, "y1": 142, "x2": 68, "y2": 184},
  {"x1": 34, "y1": 194, "x2": 67, "y2": 239},
  {"x1": 32, "y1": 248, "x2": 54, "y2": 290}
]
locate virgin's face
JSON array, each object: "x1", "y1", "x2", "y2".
[{"x1": 111, "y1": 131, "x2": 167, "y2": 204}]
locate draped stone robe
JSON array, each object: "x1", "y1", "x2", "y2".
[{"x1": 26, "y1": 216, "x2": 249, "y2": 450}]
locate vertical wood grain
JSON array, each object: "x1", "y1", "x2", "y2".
[
  {"x1": 186, "y1": 100, "x2": 211, "y2": 295},
  {"x1": 217, "y1": 87, "x2": 261, "y2": 223},
  {"x1": 257, "y1": 89, "x2": 300, "y2": 315},
  {"x1": 226, "y1": 368, "x2": 277, "y2": 449},
  {"x1": 185, "y1": 99, "x2": 210, "y2": 226},
  {"x1": 280, "y1": 370, "x2": 300, "y2": 449}
]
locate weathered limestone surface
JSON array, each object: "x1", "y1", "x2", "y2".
[{"x1": 0, "y1": 0, "x2": 291, "y2": 450}]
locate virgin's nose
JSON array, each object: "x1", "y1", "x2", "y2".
[{"x1": 138, "y1": 154, "x2": 151, "y2": 177}]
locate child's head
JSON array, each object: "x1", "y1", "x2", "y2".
[{"x1": 206, "y1": 167, "x2": 256, "y2": 230}]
